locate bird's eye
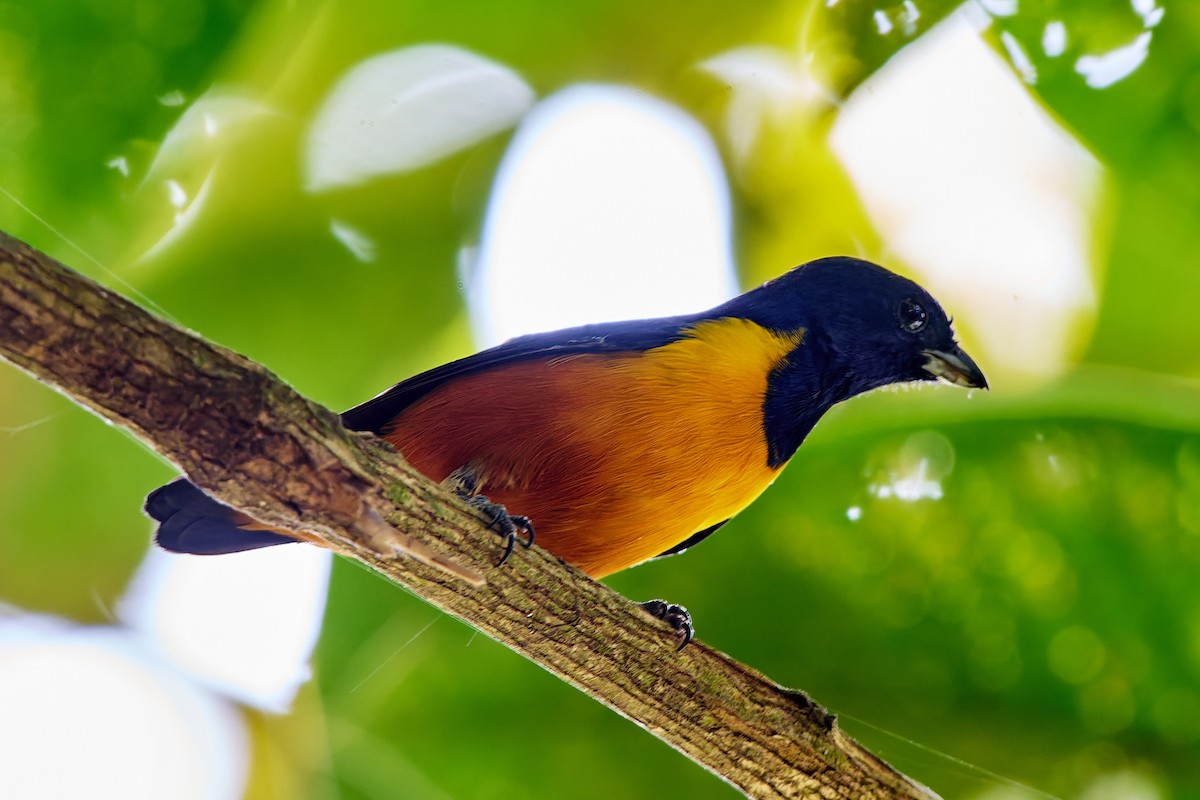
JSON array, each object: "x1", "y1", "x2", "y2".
[{"x1": 898, "y1": 299, "x2": 928, "y2": 333}]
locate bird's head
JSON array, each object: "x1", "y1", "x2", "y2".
[{"x1": 741, "y1": 256, "x2": 987, "y2": 397}]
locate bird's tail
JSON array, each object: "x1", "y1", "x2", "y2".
[{"x1": 145, "y1": 478, "x2": 296, "y2": 555}]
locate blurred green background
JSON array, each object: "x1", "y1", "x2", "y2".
[{"x1": 1, "y1": 0, "x2": 1198, "y2": 798}]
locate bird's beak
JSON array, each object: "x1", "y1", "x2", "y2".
[{"x1": 921, "y1": 345, "x2": 988, "y2": 389}]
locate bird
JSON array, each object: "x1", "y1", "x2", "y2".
[{"x1": 145, "y1": 256, "x2": 986, "y2": 646}]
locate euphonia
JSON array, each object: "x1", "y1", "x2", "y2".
[{"x1": 146, "y1": 256, "x2": 985, "y2": 645}]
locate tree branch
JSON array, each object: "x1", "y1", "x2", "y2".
[{"x1": 0, "y1": 230, "x2": 937, "y2": 800}]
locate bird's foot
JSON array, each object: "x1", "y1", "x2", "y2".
[
  {"x1": 444, "y1": 464, "x2": 535, "y2": 566},
  {"x1": 639, "y1": 599, "x2": 694, "y2": 651},
  {"x1": 463, "y1": 493, "x2": 535, "y2": 567}
]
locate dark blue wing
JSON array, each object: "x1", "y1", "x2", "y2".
[{"x1": 340, "y1": 313, "x2": 700, "y2": 433}]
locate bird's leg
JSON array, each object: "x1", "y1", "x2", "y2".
[
  {"x1": 443, "y1": 464, "x2": 535, "y2": 567},
  {"x1": 639, "y1": 600, "x2": 694, "y2": 651}
]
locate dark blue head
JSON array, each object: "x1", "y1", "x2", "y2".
[
  {"x1": 730, "y1": 256, "x2": 986, "y2": 395},
  {"x1": 721, "y1": 256, "x2": 987, "y2": 465}
]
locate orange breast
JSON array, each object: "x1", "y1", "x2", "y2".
[{"x1": 385, "y1": 318, "x2": 804, "y2": 578}]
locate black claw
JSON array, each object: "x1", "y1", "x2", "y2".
[
  {"x1": 510, "y1": 515, "x2": 535, "y2": 548},
  {"x1": 639, "y1": 599, "x2": 694, "y2": 651},
  {"x1": 463, "y1": 493, "x2": 533, "y2": 567},
  {"x1": 497, "y1": 525, "x2": 517, "y2": 566}
]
